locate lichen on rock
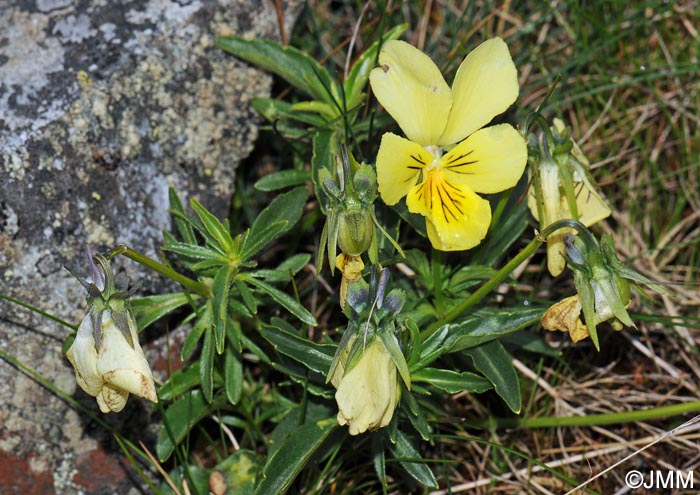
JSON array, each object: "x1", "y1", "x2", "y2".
[{"x1": 0, "y1": 1, "x2": 301, "y2": 493}]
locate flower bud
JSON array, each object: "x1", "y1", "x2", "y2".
[
  {"x1": 337, "y1": 208, "x2": 374, "y2": 257},
  {"x1": 527, "y1": 118, "x2": 611, "y2": 276}
]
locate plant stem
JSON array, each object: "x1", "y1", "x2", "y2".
[
  {"x1": 111, "y1": 245, "x2": 212, "y2": 299},
  {"x1": 421, "y1": 219, "x2": 588, "y2": 339},
  {"x1": 422, "y1": 235, "x2": 543, "y2": 339},
  {"x1": 0, "y1": 292, "x2": 77, "y2": 330},
  {"x1": 480, "y1": 401, "x2": 700, "y2": 429}
]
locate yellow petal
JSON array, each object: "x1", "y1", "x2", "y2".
[
  {"x1": 376, "y1": 132, "x2": 435, "y2": 205},
  {"x1": 440, "y1": 124, "x2": 527, "y2": 194},
  {"x1": 369, "y1": 40, "x2": 451, "y2": 145},
  {"x1": 439, "y1": 38, "x2": 519, "y2": 145},
  {"x1": 335, "y1": 339, "x2": 398, "y2": 435},
  {"x1": 573, "y1": 178, "x2": 612, "y2": 226},
  {"x1": 406, "y1": 169, "x2": 492, "y2": 251}
]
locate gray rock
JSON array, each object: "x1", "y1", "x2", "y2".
[{"x1": 0, "y1": 1, "x2": 301, "y2": 493}]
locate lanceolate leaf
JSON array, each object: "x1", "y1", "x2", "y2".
[
  {"x1": 446, "y1": 307, "x2": 545, "y2": 352},
  {"x1": 465, "y1": 340, "x2": 522, "y2": 414},
  {"x1": 254, "y1": 169, "x2": 311, "y2": 192},
  {"x1": 246, "y1": 277, "x2": 317, "y2": 326},
  {"x1": 216, "y1": 36, "x2": 338, "y2": 105},
  {"x1": 242, "y1": 186, "x2": 308, "y2": 260},
  {"x1": 388, "y1": 430, "x2": 438, "y2": 488},
  {"x1": 259, "y1": 325, "x2": 334, "y2": 375},
  {"x1": 254, "y1": 418, "x2": 338, "y2": 495},
  {"x1": 190, "y1": 198, "x2": 235, "y2": 254},
  {"x1": 131, "y1": 292, "x2": 192, "y2": 331},
  {"x1": 411, "y1": 368, "x2": 493, "y2": 394},
  {"x1": 212, "y1": 265, "x2": 235, "y2": 353}
]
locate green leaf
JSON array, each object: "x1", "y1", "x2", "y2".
[
  {"x1": 388, "y1": 430, "x2": 438, "y2": 488},
  {"x1": 252, "y1": 253, "x2": 310, "y2": 283},
  {"x1": 252, "y1": 98, "x2": 327, "y2": 127},
  {"x1": 224, "y1": 347, "x2": 243, "y2": 405},
  {"x1": 216, "y1": 36, "x2": 338, "y2": 105},
  {"x1": 259, "y1": 325, "x2": 333, "y2": 375},
  {"x1": 163, "y1": 242, "x2": 227, "y2": 262},
  {"x1": 190, "y1": 199, "x2": 236, "y2": 254},
  {"x1": 446, "y1": 307, "x2": 545, "y2": 352},
  {"x1": 473, "y1": 197, "x2": 529, "y2": 266},
  {"x1": 371, "y1": 434, "x2": 387, "y2": 491},
  {"x1": 212, "y1": 265, "x2": 235, "y2": 353},
  {"x1": 254, "y1": 170, "x2": 311, "y2": 192},
  {"x1": 411, "y1": 325, "x2": 450, "y2": 371},
  {"x1": 168, "y1": 187, "x2": 196, "y2": 244},
  {"x1": 247, "y1": 277, "x2": 317, "y2": 326},
  {"x1": 378, "y1": 331, "x2": 411, "y2": 389},
  {"x1": 181, "y1": 302, "x2": 212, "y2": 361},
  {"x1": 242, "y1": 186, "x2": 308, "y2": 260},
  {"x1": 311, "y1": 128, "x2": 339, "y2": 214},
  {"x1": 254, "y1": 418, "x2": 338, "y2": 495},
  {"x1": 267, "y1": 402, "x2": 334, "y2": 457},
  {"x1": 401, "y1": 391, "x2": 431, "y2": 441},
  {"x1": 157, "y1": 390, "x2": 227, "y2": 462},
  {"x1": 158, "y1": 364, "x2": 200, "y2": 401},
  {"x1": 412, "y1": 368, "x2": 493, "y2": 394},
  {"x1": 131, "y1": 292, "x2": 192, "y2": 331},
  {"x1": 464, "y1": 340, "x2": 521, "y2": 414},
  {"x1": 200, "y1": 327, "x2": 216, "y2": 402},
  {"x1": 241, "y1": 221, "x2": 289, "y2": 262},
  {"x1": 235, "y1": 279, "x2": 259, "y2": 315}
]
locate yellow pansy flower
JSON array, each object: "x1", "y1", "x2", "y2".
[{"x1": 369, "y1": 38, "x2": 527, "y2": 251}]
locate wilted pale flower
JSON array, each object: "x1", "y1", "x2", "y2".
[
  {"x1": 528, "y1": 119, "x2": 611, "y2": 276},
  {"x1": 370, "y1": 38, "x2": 527, "y2": 251},
  {"x1": 541, "y1": 291, "x2": 629, "y2": 344},
  {"x1": 540, "y1": 230, "x2": 659, "y2": 349},
  {"x1": 331, "y1": 337, "x2": 399, "y2": 435},
  {"x1": 335, "y1": 253, "x2": 364, "y2": 310},
  {"x1": 65, "y1": 254, "x2": 157, "y2": 413}
]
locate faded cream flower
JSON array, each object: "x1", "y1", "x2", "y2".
[
  {"x1": 67, "y1": 309, "x2": 158, "y2": 413},
  {"x1": 332, "y1": 338, "x2": 399, "y2": 435},
  {"x1": 66, "y1": 253, "x2": 157, "y2": 413}
]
